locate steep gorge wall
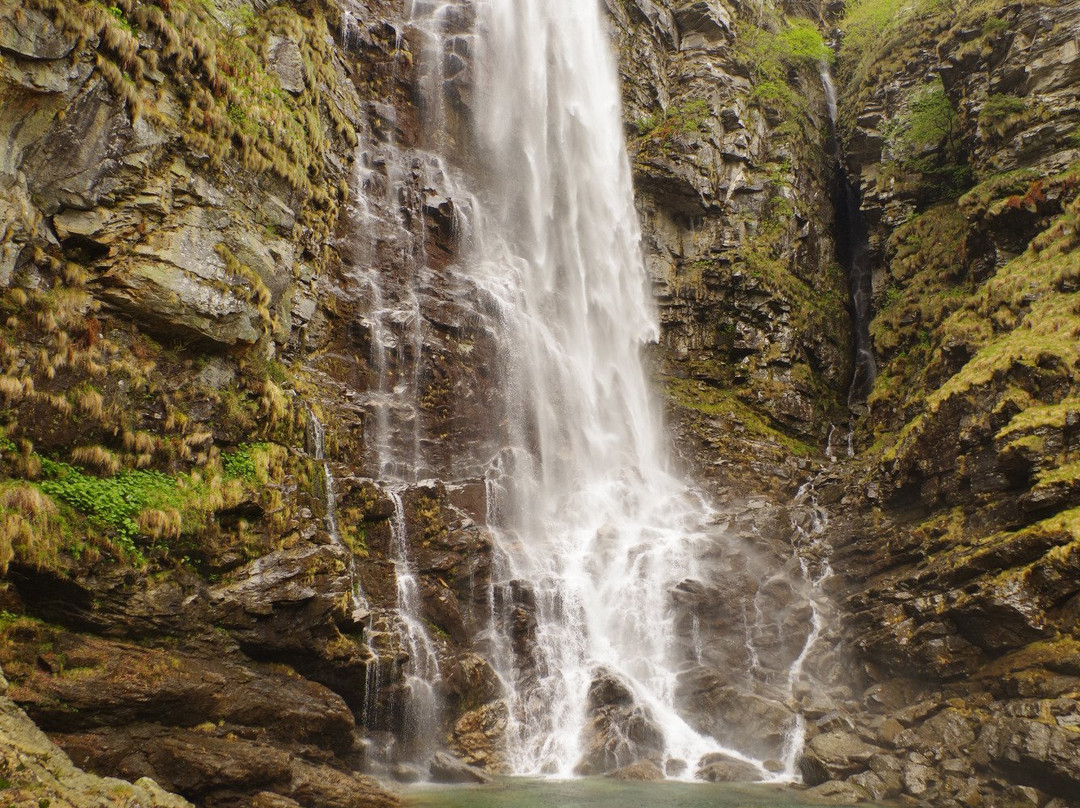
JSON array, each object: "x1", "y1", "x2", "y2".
[
  {"x1": 609, "y1": 0, "x2": 852, "y2": 500},
  {"x1": 810, "y1": 0, "x2": 1080, "y2": 805},
  {"x1": 0, "y1": 0, "x2": 503, "y2": 803}
]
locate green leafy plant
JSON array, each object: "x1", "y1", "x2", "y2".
[
  {"x1": 222, "y1": 443, "x2": 269, "y2": 483},
  {"x1": 979, "y1": 94, "x2": 1026, "y2": 133}
]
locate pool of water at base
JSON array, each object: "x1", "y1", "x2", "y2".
[{"x1": 404, "y1": 778, "x2": 890, "y2": 808}]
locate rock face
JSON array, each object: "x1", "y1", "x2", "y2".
[
  {"x1": 0, "y1": 0, "x2": 1076, "y2": 804},
  {"x1": 817, "y1": 0, "x2": 1080, "y2": 804},
  {"x1": 0, "y1": 0, "x2": 495, "y2": 802},
  {"x1": 0, "y1": 665, "x2": 194, "y2": 808},
  {"x1": 607, "y1": 0, "x2": 852, "y2": 500}
]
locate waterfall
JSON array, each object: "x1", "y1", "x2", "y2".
[
  {"x1": 424, "y1": 0, "x2": 760, "y2": 777},
  {"x1": 821, "y1": 69, "x2": 876, "y2": 404},
  {"x1": 387, "y1": 489, "x2": 444, "y2": 761},
  {"x1": 382, "y1": 0, "x2": 842, "y2": 781}
]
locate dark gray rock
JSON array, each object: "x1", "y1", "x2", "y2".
[{"x1": 799, "y1": 731, "x2": 883, "y2": 786}]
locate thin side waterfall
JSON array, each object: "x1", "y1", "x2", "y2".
[
  {"x1": 388, "y1": 489, "x2": 443, "y2": 761},
  {"x1": 306, "y1": 407, "x2": 370, "y2": 617},
  {"x1": 821, "y1": 68, "x2": 876, "y2": 404},
  {"x1": 778, "y1": 485, "x2": 833, "y2": 778}
]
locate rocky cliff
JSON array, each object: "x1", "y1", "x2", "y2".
[
  {"x1": 0, "y1": 0, "x2": 492, "y2": 803},
  {"x1": 800, "y1": 0, "x2": 1080, "y2": 805},
  {"x1": 0, "y1": 0, "x2": 1077, "y2": 806}
]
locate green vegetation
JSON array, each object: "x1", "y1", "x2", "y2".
[
  {"x1": 739, "y1": 17, "x2": 832, "y2": 122},
  {"x1": 662, "y1": 377, "x2": 817, "y2": 457},
  {"x1": 634, "y1": 100, "x2": 711, "y2": 144},
  {"x1": 881, "y1": 80, "x2": 971, "y2": 203},
  {"x1": 40, "y1": 459, "x2": 187, "y2": 551},
  {"x1": 103, "y1": 3, "x2": 133, "y2": 33},
  {"x1": 869, "y1": 163, "x2": 1080, "y2": 466},
  {"x1": 222, "y1": 442, "x2": 270, "y2": 483},
  {"x1": 979, "y1": 94, "x2": 1027, "y2": 137},
  {"x1": 31, "y1": 0, "x2": 355, "y2": 245}
]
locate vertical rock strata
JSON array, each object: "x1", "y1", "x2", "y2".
[{"x1": 608, "y1": 0, "x2": 852, "y2": 499}]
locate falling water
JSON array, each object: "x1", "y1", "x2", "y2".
[
  {"x1": 388, "y1": 489, "x2": 444, "y2": 761},
  {"x1": 383, "y1": 0, "x2": 842, "y2": 780},
  {"x1": 306, "y1": 407, "x2": 370, "y2": 617},
  {"x1": 777, "y1": 485, "x2": 833, "y2": 778},
  {"x1": 821, "y1": 69, "x2": 876, "y2": 404},
  {"x1": 414, "y1": 0, "x2": 766, "y2": 777}
]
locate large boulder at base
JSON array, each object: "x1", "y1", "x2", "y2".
[
  {"x1": 695, "y1": 752, "x2": 763, "y2": 782},
  {"x1": 799, "y1": 731, "x2": 884, "y2": 786},
  {"x1": 429, "y1": 751, "x2": 493, "y2": 784},
  {"x1": 574, "y1": 670, "x2": 665, "y2": 775},
  {"x1": 608, "y1": 759, "x2": 665, "y2": 781}
]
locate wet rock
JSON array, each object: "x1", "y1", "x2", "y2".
[
  {"x1": 429, "y1": 751, "x2": 493, "y2": 784},
  {"x1": 902, "y1": 761, "x2": 936, "y2": 797},
  {"x1": 973, "y1": 717, "x2": 1080, "y2": 800},
  {"x1": 847, "y1": 770, "x2": 895, "y2": 801},
  {"x1": 608, "y1": 759, "x2": 665, "y2": 781},
  {"x1": 575, "y1": 671, "x2": 665, "y2": 775},
  {"x1": 676, "y1": 668, "x2": 795, "y2": 760},
  {"x1": 391, "y1": 763, "x2": 424, "y2": 784},
  {"x1": 451, "y1": 700, "x2": 509, "y2": 771},
  {"x1": 804, "y1": 780, "x2": 871, "y2": 804},
  {"x1": 4, "y1": 629, "x2": 355, "y2": 753},
  {"x1": 694, "y1": 752, "x2": 761, "y2": 782},
  {"x1": 799, "y1": 731, "x2": 883, "y2": 786}
]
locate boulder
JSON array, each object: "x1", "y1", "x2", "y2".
[
  {"x1": 799, "y1": 731, "x2": 883, "y2": 786},
  {"x1": 694, "y1": 752, "x2": 762, "y2": 782},
  {"x1": 974, "y1": 717, "x2": 1080, "y2": 800},
  {"x1": 429, "y1": 751, "x2": 493, "y2": 784},
  {"x1": 574, "y1": 671, "x2": 664, "y2": 775},
  {"x1": 451, "y1": 700, "x2": 509, "y2": 770},
  {"x1": 804, "y1": 780, "x2": 871, "y2": 804},
  {"x1": 0, "y1": 685, "x2": 192, "y2": 808},
  {"x1": 608, "y1": 759, "x2": 665, "y2": 781}
]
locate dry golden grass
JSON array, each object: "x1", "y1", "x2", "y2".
[
  {"x1": 136, "y1": 508, "x2": 181, "y2": 541},
  {"x1": 0, "y1": 484, "x2": 60, "y2": 574},
  {"x1": 71, "y1": 445, "x2": 122, "y2": 475}
]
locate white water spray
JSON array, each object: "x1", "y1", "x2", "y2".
[{"x1": 441, "y1": 0, "x2": 764, "y2": 777}]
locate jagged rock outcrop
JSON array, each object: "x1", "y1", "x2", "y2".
[
  {"x1": 816, "y1": 0, "x2": 1080, "y2": 804},
  {"x1": 608, "y1": 0, "x2": 852, "y2": 499},
  {"x1": 0, "y1": 664, "x2": 194, "y2": 808}
]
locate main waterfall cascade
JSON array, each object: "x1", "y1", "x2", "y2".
[{"x1": 340, "y1": 0, "x2": 841, "y2": 780}]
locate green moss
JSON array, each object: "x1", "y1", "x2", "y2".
[
  {"x1": 737, "y1": 17, "x2": 830, "y2": 124},
  {"x1": 997, "y1": 398, "x2": 1080, "y2": 441},
  {"x1": 661, "y1": 377, "x2": 816, "y2": 457},
  {"x1": 979, "y1": 94, "x2": 1027, "y2": 129},
  {"x1": 634, "y1": 99, "x2": 711, "y2": 144}
]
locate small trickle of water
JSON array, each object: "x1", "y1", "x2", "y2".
[
  {"x1": 388, "y1": 489, "x2": 444, "y2": 762},
  {"x1": 307, "y1": 407, "x2": 370, "y2": 617},
  {"x1": 821, "y1": 67, "x2": 876, "y2": 405},
  {"x1": 777, "y1": 483, "x2": 833, "y2": 779}
]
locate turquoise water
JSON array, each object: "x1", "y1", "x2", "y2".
[{"x1": 405, "y1": 778, "x2": 870, "y2": 808}]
